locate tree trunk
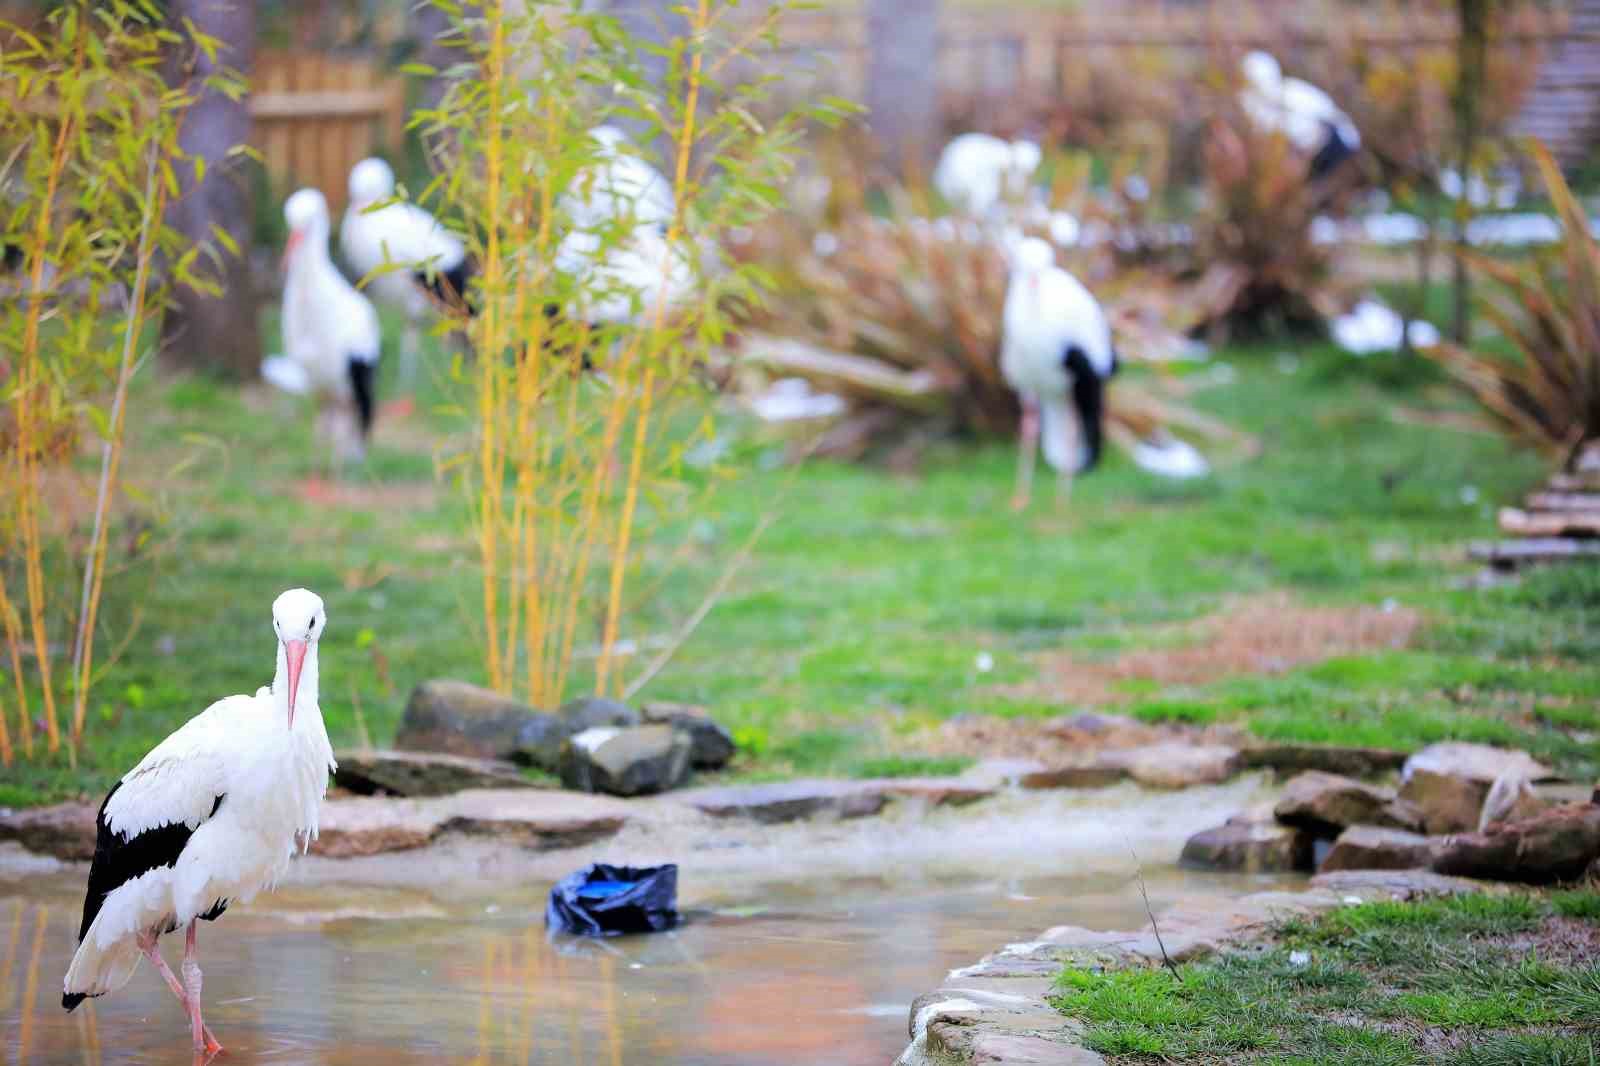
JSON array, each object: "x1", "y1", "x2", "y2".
[
  {"x1": 866, "y1": 0, "x2": 941, "y2": 176},
  {"x1": 1451, "y1": 0, "x2": 1490, "y2": 344},
  {"x1": 160, "y1": 0, "x2": 259, "y2": 378}
]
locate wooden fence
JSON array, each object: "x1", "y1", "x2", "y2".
[{"x1": 249, "y1": 50, "x2": 406, "y2": 212}]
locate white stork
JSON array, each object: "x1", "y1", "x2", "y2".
[
  {"x1": 934, "y1": 133, "x2": 1043, "y2": 219},
  {"x1": 1000, "y1": 237, "x2": 1117, "y2": 509},
  {"x1": 62, "y1": 589, "x2": 336, "y2": 1055},
  {"x1": 340, "y1": 157, "x2": 472, "y2": 383},
  {"x1": 564, "y1": 125, "x2": 676, "y2": 236},
  {"x1": 1239, "y1": 51, "x2": 1361, "y2": 181},
  {"x1": 278, "y1": 188, "x2": 382, "y2": 464}
]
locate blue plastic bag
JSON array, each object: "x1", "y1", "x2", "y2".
[{"x1": 546, "y1": 862, "x2": 680, "y2": 937}]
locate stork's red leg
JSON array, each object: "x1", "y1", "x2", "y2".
[
  {"x1": 138, "y1": 930, "x2": 221, "y2": 1051},
  {"x1": 182, "y1": 920, "x2": 223, "y2": 1055},
  {"x1": 1013, "y1": 400, "x2": 1040, "y2": 511}
]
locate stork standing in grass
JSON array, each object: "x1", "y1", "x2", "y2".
[
  {"x1": 1000, "y1": 237, "x2": 1117, "y2": 510},
  {"x1": 277, "y1": 188, "x2": 382, "y2": 464},
  {"x1": 340, "y1": 157, "x2": 472, "y2": 384},
  {"x1": 62, "y1": 589, "x2": 336, "y2": 1055},
  {"x1": 1238, "y1": 51, "x2": 1361, "y2": 181}
]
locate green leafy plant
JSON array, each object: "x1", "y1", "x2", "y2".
[
  {"x1": 0, "y1": 1, "x2": 237, "y2": 764},
  {"x1": 410, "y1": 0, "x2": 848, "y2": 706}
]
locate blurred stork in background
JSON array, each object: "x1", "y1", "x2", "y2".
[
  {"x1": 1000, "y1": 237, "x2": 1117, "y2": 510},
  {"x1": 340, "y1": 157, "x2": 471, "y2": 384},
  {"x1": 1239, "y1": 51, "x2": 1361, "y2": 181},
  {"x1": 272, "y1": 188, "x2": 382, "y2": 467},
  {"x1": 935, "y1": 133, "x2": 1043, "y2": 218}
]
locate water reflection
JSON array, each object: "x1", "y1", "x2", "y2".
[{"x1": 5, "y1": 867, "x2": 1297, "y2": 1065}]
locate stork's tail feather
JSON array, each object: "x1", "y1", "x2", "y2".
[{"x1": 62, "y1": 931, "x2": 142, "y2": 1012}]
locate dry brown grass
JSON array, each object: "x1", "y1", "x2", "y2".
[{"x1": 1002, "y1": 593, "x2": 1421, "y2": 707}]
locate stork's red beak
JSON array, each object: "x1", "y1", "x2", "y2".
[
  {"x1": 283, "y1": 638, "x2": 307, "y2": 730},
  {"x1": 282, "y1": 229, "x2": 304, "y2": 273}
]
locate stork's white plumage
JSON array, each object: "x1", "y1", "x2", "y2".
[
  {"x1": 1239, "y1": 51, "x2": 1360, "y2": 179},
  {"x1": 340, "y1": 158, "x2": 471, "y2": 382},
  {"x1": 63, "y1": 589, "x2": 336, "y2": 1054},
  {"x1": 280, "y1": 188, "x2": 382, "y2": 463},
  {"x1": 555, "y1": 226, "x2": 693, "y2": 329},
  {"x1": 563, "y1": 125, "x2": 676, "y2": 235},
  {"x1": 934, "y1": 134, "x2": 1042, "y2": 218},
  {"x1": 1000, "y1": 238, "x2": 1117, "y2": 509}
]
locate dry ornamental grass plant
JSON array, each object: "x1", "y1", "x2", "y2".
[
  {"x1": 411, "y1": 0, "x2": 847, "y2": 707},
  {"x1": 1426, "y1": 142, "x2": 1600, "y2": 470},
  {"x1": 0, "y1": 1, "x2": 235, "y2": 765}
]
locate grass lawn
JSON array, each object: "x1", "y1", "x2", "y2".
[
  {"x1": 4, "y1": 309, "x2": 1598, "y2": 806},
  {"x1": 1052, "y1": 891, "x2": 1600, "y2": 1064}
]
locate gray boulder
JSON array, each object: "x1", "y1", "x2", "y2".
[
  {"x1": 559, "y1": 725, "x2": 691, "y2": 796},
  {"x1": 559, "y1": 697, "x2": 641, "y2": 733},
  {"x1": 334, "y1": 749, "x2": 537, "y2": 797},
  {"x1": 1398, "y1": 768, "x2": 1488, "y2": 834},
  {"x1": 510, "y1": 713, "x2": 573, "y2": 772},
  {"x1": 1181, "y1": 816, "x2": 1314, "y2": 873},
  {"x1": 1402, "y1": 742, "x2": 1553, "y2": 784},
  {"x1": 396, "y1": 680, "x2": 545, "y2": 760},
  {"x1": 641, "y1": 701, "x2": 736, "y2": 770},
  {"x1": 1274, "y1": 771, "x2": 1425, "y2": 836},
  {"x1": 1320, "y1": 825, "x2": 1442, "y2": 873}
]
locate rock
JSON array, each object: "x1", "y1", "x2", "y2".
[
  {"x1": 1274, "y1": 771, "x2": 1424, "y2": 835},
  {"x1": 897, "y1": 977, "x2": 1102, "y2": 1066},
  {"x1": 963, "y1": 758, "x2": 1049, "y2": 788},
  {"x1": 559, "y1": 725, "x2": 691, "y2": 796},
  {"x1": 0, "y1": 801, "x2": 97, "y2": 861},
  {"x1": 1399, "y1": 768, "x2": 1488, "y2": 835},
  {"x1": 640, "y1": 701, "x2": 736, "y2": 770},
  {"x1": 313, "y1": 796, "x2": 444, "y2": 857},
  {"x1": 1239, "y1": 743, "x2": 1407, "y2": 778},
  {"x1": 1319, "y1": 825, "x2": 1442, "y2": 873},
  {"x1": 334, "y1": 749, "x2": 536, "y2": 797},
  {"x1": 1310, "y1": 868, "x2": 1508, "y2": 900},
  {"x1": 1104, "y1": 743, "x2": 1241, "y2": 789},
  {"x1": 436, "y1": 789, "x2": 630, "y2": 848},
  {"x1": 680, "y1": 777, "x2": 995, "y2": 824},
  {"x1": 1043, "y1": 712, "x2": 1159, "y2": 749},
  {"x1": 312, "y1": 788, "x2": 631, "y2": 858},
  {"x1": 1430, "y1": 803, "x2": 1600, "y2": 884},
  {"x1": 1019, "y1": 764, "x2": 1128, "y2": 790},
  {"x1": 395, "y1": 680, "x2": 544, "y2": 760},
  {"x1": 1180, "y1": 817, "x2": 1313, "y2": 873},
  {"x1": 558, "y1": 696, "x2": 640, "y2": 733},
  {"x1": 509, "y1": 713, "x2": 572, "y2": 772},
  {"x1": 1403, "y1": 742, "x2": 1553, "y2": 785}
]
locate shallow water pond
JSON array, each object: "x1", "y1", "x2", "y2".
[{"x1": 4, "y1": 863, "x2": 1291, "y2": 1066}]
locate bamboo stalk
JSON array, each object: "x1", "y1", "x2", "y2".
[
  {"x1": 595, "y1": 0, "x2": 712, "y2": 696},
  {"x1": 69, "y1": 140, "x2": 165, "y2": 746}
]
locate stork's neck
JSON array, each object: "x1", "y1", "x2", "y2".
[
  {"x1": 288, "y1": 222, "x2": 336, "y2": 283},
  {"x1": 272, "y1": 640, "x2": 323, "y2": 730}
]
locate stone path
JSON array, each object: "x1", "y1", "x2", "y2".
[{"x1": 894, "y1": 869, "x2": 1506, "y2": 1066}]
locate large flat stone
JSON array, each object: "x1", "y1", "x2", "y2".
[
  {"x1": 1181, "y1": 817, "x2": 1313, "y2": 873},
  {"x1": 334, "y1": 749, "x2": 537, "y2": 797},
  {"x1": 313, "y1": 796, "x2": 443, "y2": 857},
  {"x1": 1239, "y1": 743, "x2": 1407, "y2": 778},
  {"x1": 680, "y1": 777, "x2": 993, "y2": 824},
  {"x1": 1274, "y1": 771, "x2": 1424, "y2": 835},
  {"x1": 313, "y1": 788, "x2": 630, "y2": 857},
  {"x1": 0, "y1": 801, "x2": 97, "y2": 861},
  {"x1": 1403, "y1": 742, "x2": 1554, "y2": 785},
  {"x1": 1430, "y1": 803, "x2": 1600, "y2": 884},
  {"x1": 1104, "y1": 743, "x2": 1242, "y2": 789},
  {"x1": 436, "y1": 788, "x2": 631, "y2": 849},
  {"x1": 1319, "y1": 825, "x2": 1442, "y2": 873},
  {"x1": 1019, "y1": 764, "x2": 1128, "y2": 790}
]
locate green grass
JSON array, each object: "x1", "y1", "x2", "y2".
[
  {"x1": 1054, "y1": 894, "x2": 1600, "y2": 1065},
  {"x1": 5, "y1": 312, "x2": 1598, "y2": 804}
]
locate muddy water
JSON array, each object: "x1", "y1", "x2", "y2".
[{"x1": 3, "y1": 780, "x2": 1299, "y2": 1065}]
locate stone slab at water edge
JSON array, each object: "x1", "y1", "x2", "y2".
[{"x1": 334, "y1": 749, "x2": 537, "y2": 797}]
